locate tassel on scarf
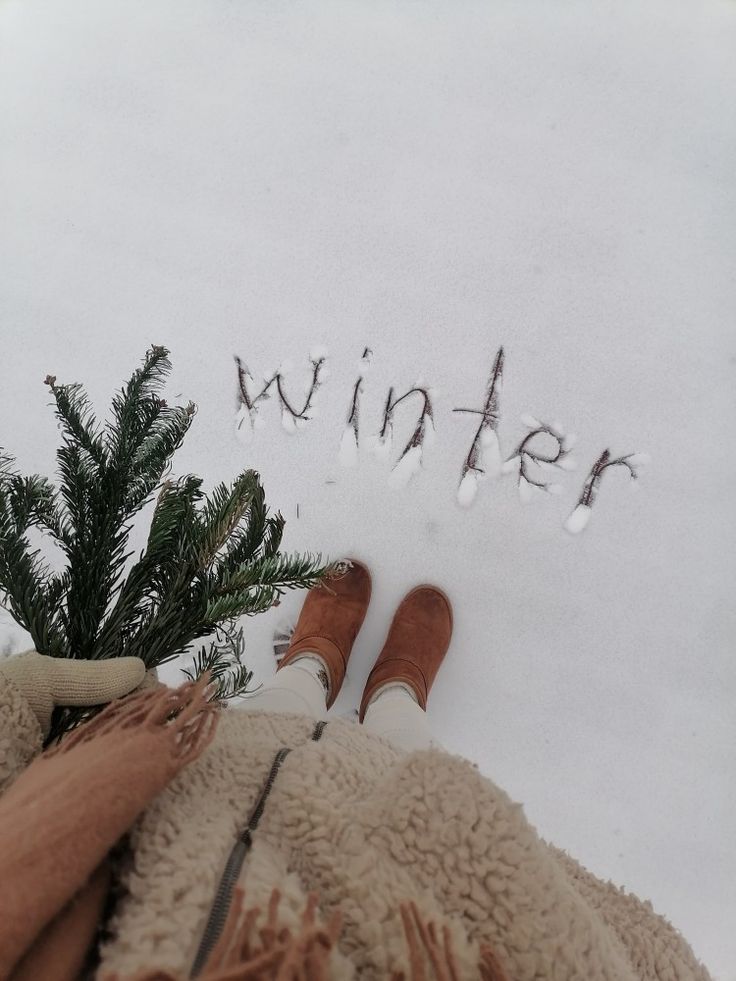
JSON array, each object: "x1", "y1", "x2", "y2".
[
  {"x1": 120, "y1": 888, "x2": 511, "y2": 981},
  {"x1": 117, "y1": 887, "x2": 342, "y2": 981},
  {"x1": 391, "y1": 900, "x2": 511, "y2": 981}
]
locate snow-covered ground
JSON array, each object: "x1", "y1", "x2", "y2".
[{"x1": 1, "y1": 1, "x2": 735, "y2": 976}]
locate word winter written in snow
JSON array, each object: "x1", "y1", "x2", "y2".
[{"x1": 234, "y1": 346, "x2": 649, "y2": 535}]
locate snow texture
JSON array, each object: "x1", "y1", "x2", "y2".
[
  {"x1": 280, "y1": 407, "x2": 297, "y2": 434},
  {"x1": 518, "y1": 475, "x2": 537, "y2": 504},
  {"x1": 501, "y1": 456, "x2": 521, "y2": 474},
  {"x1": 338, "y1": 426, "x2": 359, "y2": 468},
  {"x1": 456, "y1": 471, "x2": 479, "y2": 509},
  {"x1": 368, "y1": 433, "x2": 393, "y2": 461},
  {"x1": 0, "y1": 2, "x2": 734, "y2": 976},
  {"x1": 565, "y1": 504, "x2": 593, "y2": 535},
  {"x1": 387, "y1": 444, "x2": 423, "y2": 489}
]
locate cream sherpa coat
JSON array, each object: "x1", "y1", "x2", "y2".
[{"x1": 0, "y1": 676, "x2": 712, "y2": 980}]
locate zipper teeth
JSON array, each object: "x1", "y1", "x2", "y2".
[
  {"x1": 189, "y1": 722, "x2": 326, "y2": 977},
  {"x1": 189, "y1": 841, "x2": 247, "y2": 978}
]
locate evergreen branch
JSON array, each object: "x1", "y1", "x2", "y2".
[
  {"x1": 57, "y1": 441, "x2": 134, "y2": 656},
  {"x1": 32, "y1": 483, "x2": 74, "y2": 548},
  {"x1": 196, "y1": 471, "x2": 260, "y2": 570},
  {"x1": 262, "y1": 513, "x2": 285, "y2": 559},
  {"x1": 0, "y1": 519, "x2": 66, "y2": 656},
  {"x1": 219, "y1": 481, "x2": 267, "y2": 569},
  {"x1": 203, "y1": 584, "x2": 278, "y2": 622},
  {"x1": 125, "y1": 404, "x2": 196, "y2": 510},
  {"x1": 55, "y1": 442, "x2": 93, "y2": 548},
  {"x1": 0, "y1": 461, "x2": 68, "y2": 655},
  {"x1": 94, "y1": 476, "x2": 205, "y2": 659},
  {"x1": 215, "y1": 552, "x2": 333, "y2": 597},
  {"x1": 2, "y1": 351, "x2": 335, "y2": 743},
  {"x1": 105, "y1": 346, "x2": 172, "y2": 466},
  {"x1": 181, "y1": 623, "x2": 255, "y2": 701},
  {"x1": 44, "y1": 377, "x2": 108, "y2": 468}
]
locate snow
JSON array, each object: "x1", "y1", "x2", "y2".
[
  {"x1": 338, "y1": 427, "x2": 359, "y2": 468},
  {"x1": 518, "y1": 475, "x2": 535, "y2": 503},
  {"x1": 456, "y1": 471, "x2": 479, "y2": 509},
  {"x1": 367, "y1": 433, "x2": 393, "y2": 461},
  {"x1": 280, "y1": 408, "x2": 297, "y2": 435},
  {"x1": 565, "y1": 504, "x2": 593, "y2": 535},
  {"x1": 470, "y1": 428, "x2": 501, "y2": 481},
  {"x1": 1, "y1": 1, "x2": 734, "y2": 976},
  {"x1": 501, "y1": 456, "x2": 521, "y2": 474},
  {"x1": 387, "y1": 445, "x2": 423, "y2": 489},
  {"x1": 626, "y1": 452, "x2": 652, "y2": 467}
]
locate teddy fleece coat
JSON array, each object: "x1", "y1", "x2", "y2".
[{"x1": 0, "y1": 675, "x2": 712, "y2": 980}]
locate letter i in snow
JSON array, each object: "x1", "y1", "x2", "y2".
[
  {"x1": 454, "y1": 346, "x2": 504, "y2": 507},
  {"x1": 565, "y1": 450, "x2": 650, "y2": 534},
  {"x1": 339, "y1": 348, "x2": 372, "y2": 467}
]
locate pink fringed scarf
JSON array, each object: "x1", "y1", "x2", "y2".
[{"x1": 0, "y1": 675, "x2": 220, "y2": 981}]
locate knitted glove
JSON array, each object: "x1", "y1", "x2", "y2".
[{"x1": 0, "y1": 650, "x2": 147, "y2": 737}]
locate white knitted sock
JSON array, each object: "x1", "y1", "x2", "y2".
[
  {"x1": 367, "y1": 681, "x2": 419, "y2": 708},
  {"x1": 286, "y1": 654, "x2": 331, "y2": 701}
]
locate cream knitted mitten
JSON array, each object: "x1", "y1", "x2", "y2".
[{"x1": 0, "y1": 650, "x2": 147, "y2": 736}]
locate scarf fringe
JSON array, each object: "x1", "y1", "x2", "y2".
[
  {"x1": 201, "y1": 887, "x2": 342, "y2": 979},
  {"x1": 390, "y1": 900, "x2": 511, "y2": 981},
  {"x1": 117, "y1": 887, "x2": 510, "y2": 981},
  {"x1": 44, "y1": 672, "x2": 220, "y2": 767}
]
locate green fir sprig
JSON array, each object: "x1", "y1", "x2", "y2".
[{"x1": 0, "y1": 346, "x2": 337, "y2": 743}]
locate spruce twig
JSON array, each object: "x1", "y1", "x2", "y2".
[{"x1": 0, "y1": 346, "x2": 336, "y2": 744}]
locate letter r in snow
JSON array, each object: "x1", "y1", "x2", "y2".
[{"x1": 565, "y1": 449, "x2": 650, "y2": 534}]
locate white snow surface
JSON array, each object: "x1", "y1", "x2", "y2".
[
  {"x1": 456, "y1": 471, "x2": 479, "y2": 509},
  {"x1": 565, "y1": 503, "x2": 594, "y2": 535},
  {"x1": 338, "y1": 426, "x2": 359, "y2": 468},
  {"x1": 387, "y1": 444, "x2": 423, "y2": 490},
  {"x1": 0, "y1": 2, "x2": 734, "y2": 976}
]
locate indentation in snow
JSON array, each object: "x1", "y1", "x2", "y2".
[
  {"x1": 457, "y1": 471, "x2": 479, "y2": 508},
  {"x1": 501, "y1": 455, "x2": 520, "y2": 474},
  {"x1": 565, "y1": 504, "x2": 592, "y2": 534},
  {"x1": 388, "y1": 445, "x2": 423, "y2": 488},
  {"x1": 339, "y1": 426, "x2": 359, "y2": 467}
]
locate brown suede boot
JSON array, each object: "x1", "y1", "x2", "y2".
[
  {"x1": 278, "y1": 559, "x2": 372, "y2": 709},
  {"x1": 359, "y1": 585, "x2": 453, "y2": 722}
]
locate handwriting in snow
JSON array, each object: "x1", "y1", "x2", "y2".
[{"x1": 234, "y1": 346, "x2": 649, "y2": 535}]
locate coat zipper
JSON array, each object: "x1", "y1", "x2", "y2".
[{"x1": 189, "y1": 721, "x2": 328, "y2": 977}]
